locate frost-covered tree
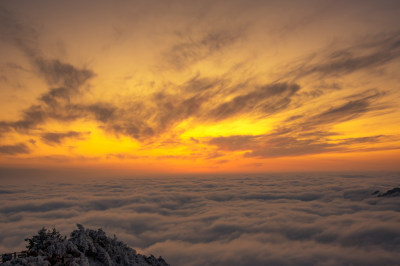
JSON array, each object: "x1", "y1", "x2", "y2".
[
  {"x1": 25, "y1": 227, "x2": 66, "y2": 257},
  {"x1": 3, "y1": 225, "x2": 169, "y2": 266}
]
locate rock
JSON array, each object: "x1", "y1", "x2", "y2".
[{"x1": 377, "y1": 187, "x2": 400, "y2": 197}]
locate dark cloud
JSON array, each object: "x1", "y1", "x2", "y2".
[
  {"x1": 41, "y1": 131, "x2": 89, "y2": 145},
  {"x1": 34, "y1": 59, "x2": 94, "y2": 89},
  {"x1": 0, "y1": 7, "x2": 39, "y2": 58},
  {"x1": 93, "y1": 89, "x2": 210, "y2": 140},
  {"x1": 208, "y1": 135, "x2": 258, "y2": 151},
  {"x1": 207, "y1": 131, "x2": 388, "y2": 158},
  {"x1": 40, "y1": 87, "x2": 72, "y2": 106},
  {"x1": 0, "y1": 66, "x2": 94, "y2": 132},
  {"x1": 286, "y1": 31, "x2": 400, "y2": 80},
  {"x1": 0, "y1": 7, "x2": 95, "y2": 132},
  {"x1": 208, "y1": 83, "x2": 300, "y2": 121},
  {"x1": 284, "y1": 114, "x2": 303, "y2": 122},
  {"x1": 1, "y1": 8, "x2": 220, "y2": 141},
  {"x1": 152, "y1": 92, "x2": 208, "y2": 131},
  {"x1": 180, "y1": 74, "x2": 223, "y2": 93},
  {"x1": 0, "y1": 143, "x2": 30, "y2": 155},
  {"x1": 318, "y1": 99, "x2": 371, "y2": 122},
  {"x1": 101, "y1": 73, "x2": 260, "y2": 140},
  {"x1": 217, "y1": 90, "x2": 388, "y2": 158},
  {"x1": 108, "y1": 118, "x2": 154, "y2": 140},
  {"x1": 0, "y1": 190, "x2": 14, "y2": 194},
  {"x1": 244, "y1": 136, "x2": 333, "y2": 158},
  {"x1": 1, "y1": 7, "x2": 94, "y2": 88},
  {"x1": 295, "y1": 131, "x2": 338, "y2": 139},
  {"x1": 33, "y1": 60, "x2": 95, "y2": 121},
  {"x1": 164, "y1": 29, "x2": 242, "y2": 70},
  {"x1": 301, "y1": 90, "x2": 384, "y2": 130},
  {"x1": 269, "y1": 88, "x2": 389, "y2": 157},
  {"x1": 313, "y1": 32, "x2": 400, "y2": 75},
  {"x1": 8, "y1": 105, "x2": 45, "y2": 131},
  {"x1": 86, "y1": 103, "x2": 117, "y2": 123},
  {"x1": 5, "y1": 65, "x2": 93, "y2": 131},
  {"x1": 2, "y1": 62, "x2": 214, "y2": 142},
  {"x1": 0, "y1": 201, "x2": 75, "y2": 214},
  {"x1": 338, "y1": 135, "x2": 386, "y2": 145}
]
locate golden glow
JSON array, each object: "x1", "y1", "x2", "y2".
[
  {"x1": 1, "y1": 1, "x2": 400, "y2": 173},
  {"x1": 179, "y1": 117, "x2": 275, "y2": 139}
]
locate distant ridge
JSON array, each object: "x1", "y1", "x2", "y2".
[
  {"x1": 372, "y1": 187, "x2": 400, "y2": 197},
  {"x1": 1, "y1": 225, "x2": 169, "y2": 266}
]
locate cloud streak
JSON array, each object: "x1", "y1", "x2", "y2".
[
  {"x1": 208, "y1": 132, "x2": 391, "y2": 158},
  {"x1": 41, "y1": 131, "x2": 89, "y2": 145},
  {"x1": 163, "y1": 28, "x2": 243, "y2": 70},
  {"x1": 207, "y1": 83, "x2": 300, "y2": 121},
  {"x1": 283, "y1": 31, "x2": 400, "y2": 81},
  {"x1": 0, "y1": 143, "x2": 30, "y2": 155}
]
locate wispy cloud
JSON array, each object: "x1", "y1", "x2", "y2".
[
  {"x1": 0, "y1": 7, "x2": 95, "y2": 133},
  {"x1": 300, "y1": 90, "x2": 385, "y2": 130},
  {"x1": 208, "y1": 135, "x2": 258, "y2": 151},
  {"x1": 163, "y1": 28, "x2": 244, "y2": 70},
  {"x1": 0, "y1": 143, "x2": 30, "y2": 155},
  {"x1": 208, "y1": 132, "x2": 391, "y2": 158},
  {"x1": 282, "y1": 31, "x2": 400, "y2": 81},
  {"x1": 41, "y1": 131, "x2": 89, "y2": 145},
  {"x1": 207, "y1": 83, "x2": 300, "y2": 121}
]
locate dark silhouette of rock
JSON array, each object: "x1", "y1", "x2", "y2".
[
  {"x1": 2, "y1": 225, "x2": 169, "y2": 266},
  {"x1": 377, "y1": 187, "x2": 400, "y2": 197},
  {"x1": 1, "y1": 254, "x2": 12, "y2": 263}
]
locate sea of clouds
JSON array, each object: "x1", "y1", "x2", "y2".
[{"x1": 0, "y1": 172, "x2": 399, "y2": 266}]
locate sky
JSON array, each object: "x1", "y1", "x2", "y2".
[{"x1": 1, "y1": 0, "x2": 400, "y2": 174}]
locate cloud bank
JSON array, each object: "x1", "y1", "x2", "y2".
[{"x1": 1, "y1": 173, "x2": 399, "y2": 265}]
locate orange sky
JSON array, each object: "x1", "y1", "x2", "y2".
[{"x1": 0, "y1": 0, "x2": 400, "y2": 174}]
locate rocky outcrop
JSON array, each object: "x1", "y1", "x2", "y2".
[
  {"x1": 372, "y1": 187, "x2": 400, "y2": 198},
  {"x1": 1, "y1": 225, "x2": 169, "y2": 266}
]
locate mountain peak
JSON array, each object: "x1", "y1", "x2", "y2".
[{"x1": 2, "y1": 225, "x2": 169, "y2": 266}]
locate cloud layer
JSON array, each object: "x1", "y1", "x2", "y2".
[{"x1": 1, "y1": 173, "x2": 399, "y2": 265}]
